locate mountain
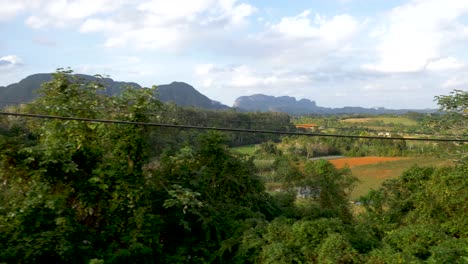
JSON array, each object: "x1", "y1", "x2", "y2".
[
  {"x1": 1, "y1": 73, "x2": 435, "y2": 114},
  {"x1": 234, "y1": 94, "x2": 436, "y2": 115},
  {"x1": 234, "y1": 94, "x2": 318, "y2": 114},
  {"x1": 0, "y1": 73, "x2": 53, "y2": 104},
  {"x1": 0, "y1": 73, "x2": 140, "y2": 104},
  {"x1": 156, "y1": 82, "x2": 228, "y2": 110},
  {"x1": 0, "y1": 74, "x2": 228, "y2": 110}
]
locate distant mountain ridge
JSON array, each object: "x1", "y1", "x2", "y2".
[
  {"x1": 157, "y1": 82, "x2": 228, "y2": 110},
  {"x1": 234, "y1": 94, "x2": 436, "y2": 115},
  {"x1": 234, "y1": 94, "x2": 319, "y2": 114},
  {"x1": 0, "y1": 73, "x2": 53, "y2": 103},
  {"x1": 0, "y1": 73, "x2": 229, "y2": 110},
  {"x1": 1, "y1": 73, "x2": 435, "y2": 114}
]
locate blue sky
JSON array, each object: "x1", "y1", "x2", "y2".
[{"x1": 1, "y1": 0, "x2": 467, "y2": 109}]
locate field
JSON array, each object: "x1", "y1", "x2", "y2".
[
  {"x1": 329, "y1": 156, "x2": 408, "y2": 168},
  {"x1": 231, "y1": 145, "x2": 257, "y2": 155},
  {"x1": 329, "y1": 156, "x2": 453, "y2": 200},
  {"x1": 340, "y1": 116, "x2": 418, "y2": 126},
  {"x1": 233, "y1": 145, "x2": 454, "y2": 201}
]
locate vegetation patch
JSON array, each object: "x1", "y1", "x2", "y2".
[
  {"x1": 329, "y1": 156, "x2": 409, "y2": 168},
  {"x1": 231, "y1": 144, "x2": 257, "y2": 155},
  {"x1": 341, "y1": 116, "x2": 418, "y2": 126},
  {"x1": 0, "y1": 71, "x2": 465, "y2": 263},
  {"x1": 333, "y1": 157, "x2": 454, "y2": 199}
]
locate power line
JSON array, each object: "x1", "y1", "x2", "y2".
[
  {"x1": 1, "y1": 99, "x2": 461, "y2": 137},
  {"x1": 1, "y1": 111, "x2": 467, "y2": 143},
  {"x1": 309, "y1": 126, "x2": 460, "y2": 137},
  {"x1": 0, "y1": 99, "x2": 293, "y2": 127}
]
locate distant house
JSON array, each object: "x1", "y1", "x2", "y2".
[{"x1": 377, "y1": 132, "x2": 392, "y2": 137}]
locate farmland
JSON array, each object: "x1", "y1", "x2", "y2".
[
  {"x1": 340, "y1": 116, "x2": 418, "y2": 126},
  {"x1": 328, "y1": 156, "x2": 409, "y2": 168},
  {"x1": 234, "y1": 143, "x2": 456, "y2": 200},
  {"x1": 329, "y1": 156, "x2": 453, "y2": 199},
  {"x1": 232, "y1": 144, "x2": 257, "y2": 155}
]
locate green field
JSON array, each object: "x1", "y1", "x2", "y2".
[
  {"x1": 348, "y1": 157, "x2": 452, "y2": 200},
  {"x1": 231, "y1": 145, "x2": 257, "y2": 155},
  {"x1": 233, "y1": 144, "x2": 454, "y2": 202},
  {"x1": 341, "y1": 116, "x2": 418, "y2": 126}
]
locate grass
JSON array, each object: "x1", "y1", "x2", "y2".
[
  {"x1": 344, "y1": 157, "x2": 453, "y2": 200},
  {"x1": 234, "y1": 142, "x2": 453, "y2": 206},
  {"x1": 341, "y1": 116, "x2": 418, "y2": 126},
  {"x1": 254, "y1": 159, "x2": 275, "y2": 172},
  {"x1": 231, "y1": 145, "x2": 257, "y2": 156},
  {"x1": 329, "y1": 156, "x2": 408, "y2": 168}
]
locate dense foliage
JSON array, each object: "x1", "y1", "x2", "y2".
[
  {"x1": 148, "y1": 104, "x2": 295, "y2": 156},
  {"x1": 0, "y1": 71, "x2": 466, "y2": 263}
]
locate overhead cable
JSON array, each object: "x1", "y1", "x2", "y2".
[{"x1": 1, "y1": 111, "x2": 467, "y2": 143}]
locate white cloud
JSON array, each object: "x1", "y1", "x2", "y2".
[
  {"x1": 271, "y1": 11, "x2": 358, "y2": 43},
  {"x1": 228, "y1": 2, "x2": 256, "y2": 25},
  {"x1": 365, "y1": 0, "x2": 468, "y2": 72},
  {"x1": 80, "y1": 19, "x2": 128, "y2": 33},
  {"x1": 228, "y1": 65, "x2": 310, "y2": 88},
  {"x1": 272, "y1": 10, "x2": 317, "y2": 39},
  {"x1": 104, "y1": 27, "x2": 185, "y2": 50},
  {"x1": 137, "y1": 0, "x2": 214, "y2": 21},
  {"x1": 236, "y1": 10, "x2": 362, "y2": 68},
  {"x1": 0, "y1": 0, "x2": 27, "y2": 21},
  {"x1": 77, "y1": 0, "x2": 256, "y2": 50},
  {"x1": 426, "y1": 57, "x2": 465, "y2": 71},
  {"x1": 195, "y1": 64, "x2": 214, "y2": 75},
  {"x1": 30, "y1": 0, "x2": 127, "y2": 28},
  {"x1": 73, "y1": 55, "x2": 162, "y2": 83},
  {"x1": 0, "y1": 0, "x2": 128, "y2": 27},
  {"x1": 230, "y1": 66, "x2": 263, "y2": 87},
  {"x1": 192, "y1": 64, "x2": 318, "y2": 106},
  {"x1": 195, "y1": 64, "x2": 311, "y2": 89},
  {"x1": 25, "y1": 16, "x2": 49, "y2": 29},
  {"x1": 202, "y1": 78, "x2": 213, "y2": 87},
  {"x1": 45, "y1": 0, "x2": 120, "y2": 19},
  {"x1": 0, "y1": 55, "x2": 22, "y2": 67}
]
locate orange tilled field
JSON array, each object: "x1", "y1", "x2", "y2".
[{"x1": 329, "y1": 156, "x2": 408, "y2": 169}]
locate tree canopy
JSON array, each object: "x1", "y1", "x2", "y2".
[{"x1": 0, "y1": 72, "x2": 466, "y2": 263}]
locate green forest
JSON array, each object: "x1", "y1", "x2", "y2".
[{"x1": 0, "y1": 71, "x2": 467, "y2": 263}]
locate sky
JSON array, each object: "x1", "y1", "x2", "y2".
[{"x1": 1, "y1": 0, "x2": 468, "y2": 109}]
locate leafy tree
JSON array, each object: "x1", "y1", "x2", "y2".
[
  {"x1": 427, "y1": 89, "x2": 467, "y2": 163},
  {"x1": 255, "y1": 141, "x2": 283, "y2": 157},
  {"x1": 236, "y1": 217, "x2": 362, "y2": 263},
  {"x1": 360, "y1": 165, "x2": 468, "y2": 262},
  {"x1": 435, "y1": 89, "x2": 468, "y2": 115},
  {"x1": 0, "y1": 69, "x2": 163, "y2": 263},
  {"x1": 317, "y1": 233, "x2": 361, "y2": 263},
  {"x1": 151, "y1": 133, "x2": 279, "y2": 263},
  {"x1": 296, "y1": 160, "x2": 357, "y2": 220}
]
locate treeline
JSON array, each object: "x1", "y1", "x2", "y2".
[
  {"x1": 147, "y1": 104, "x2": 294, "y2": 155},
  {"x1": 0, "y1": 71, "x2": 466, "y2": 263}
]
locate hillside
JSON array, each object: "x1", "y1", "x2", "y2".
[
  {"x1": 233, "y1": 94, "x2": 319, "y2": 114},
  {"x1": 0, "y1": 73, "x2": 53, "y2": 103},
  {"x1": 156, "y1": 82, "x2": 228, "y2": 110},
  {"x1": 234, "y1": 94, "x2": 436, "y2": 115},
  {"x1": 1, "y1": 73, "x2": 436, "y2": 114},
  {"x1": 0, "y1": 74, "x2": 228, "y2": 110}
]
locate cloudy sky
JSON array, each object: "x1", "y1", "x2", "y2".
[{"x1": 1, "y1": 0, "x2": 468, "y2": 109}]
